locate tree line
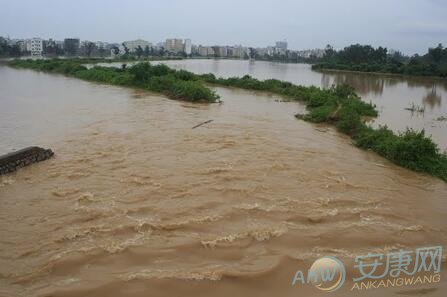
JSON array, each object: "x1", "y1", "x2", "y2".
[
  {"x1": 313, "y1": 44, "x2": 447, "y2": 77},
  {"x1": 0, "y1": 37, "x2": 21, "y2": 57}
]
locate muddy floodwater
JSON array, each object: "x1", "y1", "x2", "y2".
[
  {"x1": 0, "y1": 64, "x2": 447, "y2": 297},
  {"x1": 156, "y1": 59, "x2": 447, "y2": 150}
]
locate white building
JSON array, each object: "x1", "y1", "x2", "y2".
[
  {"x1": 29, "y1": 38, "x2": 43, "y2": 56},
  {"x1": 95, "y1": 41, "x2": 109, "y2": 49},
  {"x1": 297, "y1": 48, "x2": 325, "y2": 58},
  {"x1": 120, "y1": 39, "x2": 152, "y2": 54},
  {"x1": 184, "y1": 39, "x2": 192, "y2": 55}
]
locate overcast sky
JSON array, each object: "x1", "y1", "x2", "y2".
[{"x1": 1, "y1": 0, "x2": 446, "y2": 54}]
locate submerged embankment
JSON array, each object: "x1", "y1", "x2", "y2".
[
  {"x1": 0, "y1": 146, "x2": 54, "y2": 175},
  {"x1": 0, "y1": 65, "x2": 446, "y2": 296},
  {"x1": 7, "y1": 59, "x2": 447, "y2": 181}
]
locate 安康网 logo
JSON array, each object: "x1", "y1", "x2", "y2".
[
  {"x1": 292, "y1": 256, "x2": 346, "y2": 292},
  {"x1": 292, "y1": 246, "x2": 442, "y2": 293}
]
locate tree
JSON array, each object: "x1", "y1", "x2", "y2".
[
  {"x1": 428, "y1": 43, "x2": 443, "y2": 63},
  {"x1": 122, "y1": 43, "x2": 130, "y2": 57},
  {"x1": 84, "y1": 42, "x2": 96, "y2": 57},
  {"x1": 248, "y1": 47, "x2": 256, "y2": 59},
  {"x1": 0, "y1": 37, "x2": 22, "y2": 57},
  {"x1": 144, "y1": 45, "x2": 150, "y2": 57},
  {"x1": 136, "y1": 45, "x2": 143, "y2": 59},
  {"x1": 158, "y1": 47, "x2": 166, "y2": 56},
  {"x1": 111, "y1": 46, "x2": 119, "y2": 56},
  {"x1": 98, "y1": 47, "x2": 108, "y2": 57},
  {"x1": 323, "y1": 44, "x2": 336, "y2": 61}
]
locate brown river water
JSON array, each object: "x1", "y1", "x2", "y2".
[{"x1": 0, "y1": 62, "x2": 446, "y2": 297}]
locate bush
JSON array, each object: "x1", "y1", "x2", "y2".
[
  {"x1": 171, "y1": 80, "x2": 219, "y2": 101},
  {"x1": 354, "y1": 127, "x2": 447, "y2": 179},
  {"x1": 336, "y1": 106, "x2": 362, "y2": 134}
]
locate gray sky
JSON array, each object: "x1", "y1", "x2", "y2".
[{"x1": 1, "y1": 0, "x2": 446, "y2": 54}]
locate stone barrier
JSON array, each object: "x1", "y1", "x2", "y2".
[{"x1": 0, "y1": 146, "x2": 54, "y2": 175}]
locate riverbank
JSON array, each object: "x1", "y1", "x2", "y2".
[
  {"x1": 7, "y1": 58, "x2": 447, "y2": 181},
  {"x1": 312, "y1": 63, "x2": 447, "y2": 79},
  {"x1": 312, "y1": 66, "x2": 447, "y2": 81}
]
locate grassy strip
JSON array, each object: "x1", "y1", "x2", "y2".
[
  {"x1": 8, "y1": 59, "x2": 219, "y2": 102},
  {"x1": 86, "y1": 56, "x2": 184, "y2": 64},
  {"x1": 199, "y1": 74, "x2": 447, "y2": 181},
  {"x1": 7, "y1": 59, "x2": 447, "y2": 181}
]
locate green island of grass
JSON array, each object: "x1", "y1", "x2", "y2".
[
  {"x1": 7, "y1": 58, "x2": 447, "y2": 181},
  {"x1": 7, "y1": 58, "x2": 219, "y2": 102}
]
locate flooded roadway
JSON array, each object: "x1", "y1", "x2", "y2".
[{"x1": 0, "y1": 64, "x2": 446, "y2": 297}]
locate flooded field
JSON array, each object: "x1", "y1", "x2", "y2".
[{"x1": 0, "y1": 64, "x2": 446, "y2": 297}]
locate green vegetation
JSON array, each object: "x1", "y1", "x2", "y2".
[
  {"x1": 0, "y1": 37, "x2": 21, "y2": 57},
  {"x1": 200, "y1": 74, "x2": 447, "y2": 181},
  {"x1": 7, "y1": 59, "x2": 219, "y2": 102},
  {"x1": 313, "y1": 44, "x2": 447, "y2": 78},
  {"x1": 354, "y1": 128, "x2": 446, "y2": 178},
  {"x1": 7, "y1": 58, "x2": 447, "y2": 181}
]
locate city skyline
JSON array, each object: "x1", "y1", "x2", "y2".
[
  {"x1": 1, "y1": 0, "x2": 446, "y2": 55},
  {"x1": 2, "y1": 35, "x2": 329, "y2": 61}
]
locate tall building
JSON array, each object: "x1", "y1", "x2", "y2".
[
  {"x1": 232, "y1": 45, "x2": 248, "y2": 58},
  {"x1": 165, "y1": 38, "x2": 184, "y2": 53},
  {"x1": 213, "y1": 46, "x2": 228, "y2": 57},
  {"x1": 184, "y1": 39, "x2": 192, "y2": 55},
  {"x1": 275, "y1": 40, "x2": 288, "y2": 50},
  {"x1": 95, "y1": 41, "x2": 109, "y2": 49},
  {"x1": 197, "y1": 45, "x2": 214, "y2": 57},
  {"x1": 43, "y1": 39, "x2": 62, "y2": 56},
  {"x1": 64, "y1": 38, "x2": 80, "y2": 56},
  {"x1": 29, "y1": 38, "x2": 43, "y2": 56}
]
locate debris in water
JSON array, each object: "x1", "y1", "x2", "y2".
[
  {"x1": 192, "y1": 120, "x2": 213, "y2": 129},
  {"x1": 404, "y1": 103, "x2": 425, "y2": 113}
]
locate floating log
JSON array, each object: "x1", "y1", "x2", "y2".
[
  {"x1": 192, "y1": 120, "x2": 213, "y2": 129},
  {"x1": 0, "y1": 146, "x2": 54, "y2": 175}
]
